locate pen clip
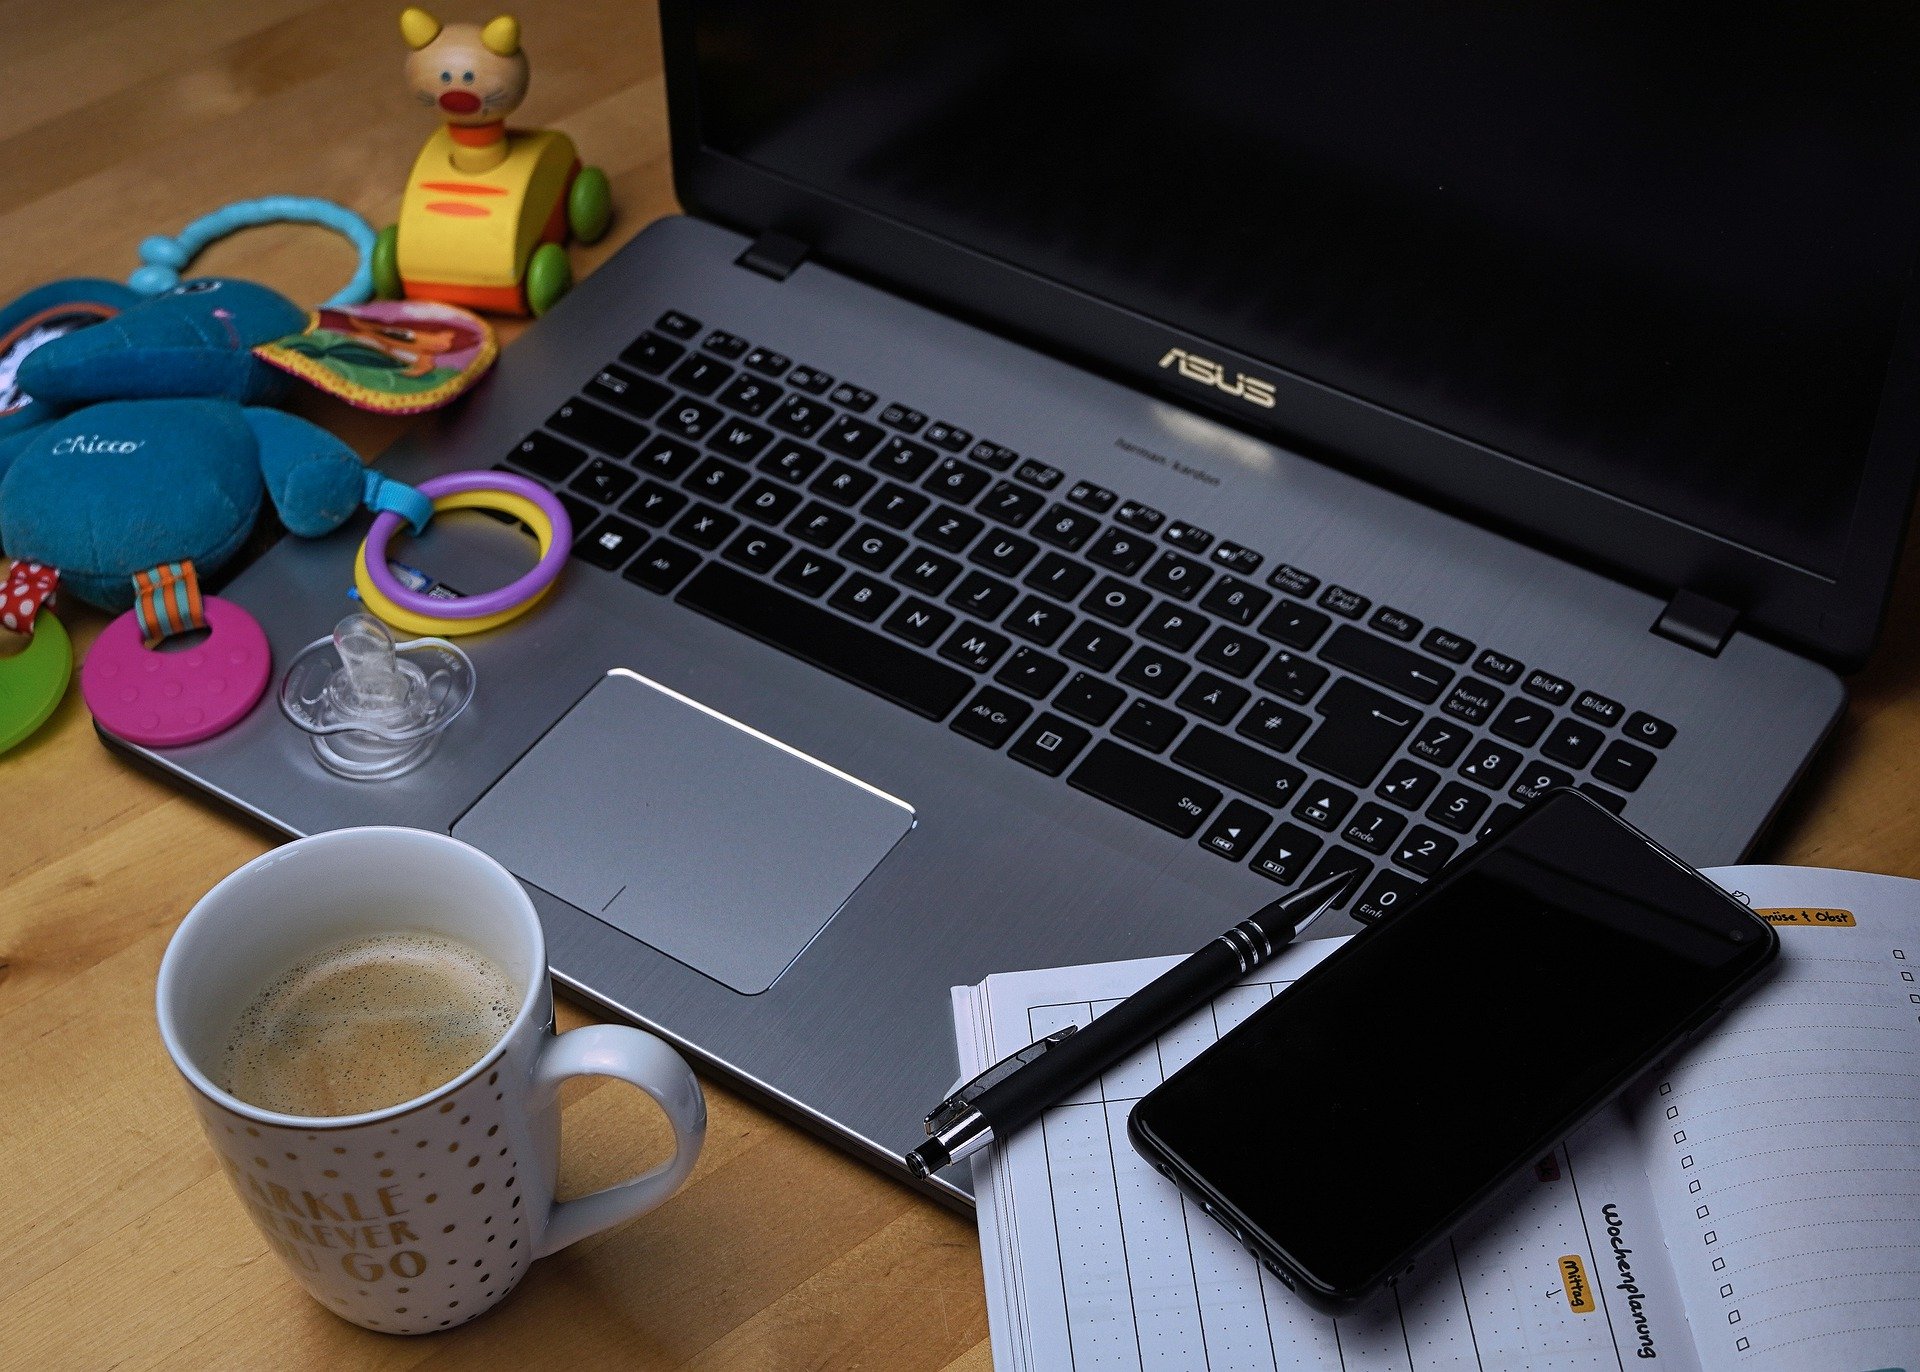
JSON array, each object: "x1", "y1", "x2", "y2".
[{"x1": 923, "y1": 1023, "x2": 1080, "y2": 1134}]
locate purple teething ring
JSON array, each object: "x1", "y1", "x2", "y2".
[
  {"x1": 82, "y1": 596, "x2": 271, "y2": 746},
  {"x1": 361, "y1": 470, "x2": 571, "y2": 618}
]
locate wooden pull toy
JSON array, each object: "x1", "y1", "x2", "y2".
[{"x1": 374, "y1": 8, "x2": 613, "y2": 316}]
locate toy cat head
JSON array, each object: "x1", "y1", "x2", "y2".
[
  {"x1": 400, "y1": 8, "x2": 529, "y2": 126},
  {"x1": 16, "y1": 278, "x2": 305, "y2": 409}
]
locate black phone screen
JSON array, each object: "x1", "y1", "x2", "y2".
[{"x1": 1129, "y1": 792, "x2": 1776, "y2": 1305}]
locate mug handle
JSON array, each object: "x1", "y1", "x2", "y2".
[{"x1": 529, "y1": 1024, "x2": 707, "y2": 1257}]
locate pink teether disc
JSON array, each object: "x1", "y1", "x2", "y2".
[{"x1": 82, "y1": 596, "x2": 271, "y2": 746}]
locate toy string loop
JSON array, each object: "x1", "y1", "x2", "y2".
[{"x1": 130, "y1": 198, "x2": 378, "y2": 307}]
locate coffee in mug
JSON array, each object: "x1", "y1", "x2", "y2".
[{"x1": 219, "y1": 931, "x2": 518, "y2": 1117}]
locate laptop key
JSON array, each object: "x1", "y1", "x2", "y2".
[
  {"x1": 1522, "y1": 669, "x2": 1573, "y2": 705},
  {"x1": 1114, "y1": 699, "x2": 1185, "y2": 753},
  {"x1": 893, "y1": 549, "x2": 964, "y2": 595},
  {"x1": 585, "y1": 365, "x2": 672, "y2": 420},
  {"x1": 767, "y1": 394, "x2": 833, "y2": 439},
  {"x1": 1256, "y1": 600, "x2": 1331, "y2": 650},
  {"x1": 1254, "y1": 649, "x2": 1328, "y2": 704},
  {"x1": 1624, "y1": 711, "x2": 1676, "y2": 748},
  {"x1": 1196, "y1": 625, "x2": 1268, "y2": 679},
  {"x1": 1025, "y1": 552, "x2": 1094, "y2": 601},
  {"x1": 1082, "y1": 577, "x2": 1153, "y2": 627},
  {"x1": 843, "y1": 524, "x2": 908, "y2": 572},
  {"x1": 1573, "y1": 690, "x2": 1625, "y2": 727},
  {"x1": 1034, "y1": 504, "x2": 1099, "y2": 551},
  {"x1": 623, "y1": 538, "x2": 702, "y2": 594},
  {"x1": 969, "y1": 440, "x2": 1018, "y2": 471},
  {"x1": 1139, "y1": 601, "x2": 1208, "y2": 650},
  {"x1": 1143, "y1": 550, "x2": 1212, "y2": 600},
  {"x1": 1592, "y1": 740, "x2": 1657, "y2": 791},
  {"x1": 919, "y1": 505, "x2": 986, "y2": 553},
  {"x1": 1163, "y1": 520, "x2": 1212, "y2": 554},
  {"x1": 570, "y1": 458, "x2": 637, "y2": 505},
  {"x1": 938, "y1": 621, "x2": 1011, "y2": 673},
  {"x1": 1509, "y1": 760, "x2": 1574, "y2": 804},
  {"x1": 1489, "y1": 697, "x2": 1552, "y2": 747},
  {"x1": 1068, "y1": 740, "x2": 1221, "y2": 838},
  {"x1": 882, "y1": 596, "x2": 954, "y2": 648},
  {"x1": 787, "y1": 365, "x2": 833, "y2": 395},
  {"x1": 671, "y1": 502, "x2": 738, "y2": 550},
  {"x1": 1005, "y1": 595, "x2": 1073, "y2": 646},
  {"x1": 924, "y1": 421, "x2": 971, "y2": 452},
  {"x1": 1353, "y1": 868, "x2": 1421, "y2": 924},
  {"x1": 1440, "y1": 677, "x2": 1504, "y2": 724},
  {"x1": 1420, "y1": 627, "x2": 1474, "y2": 663},
  {"x1": 669, "y1": 354, "x2": 732, "y2": 395},
  {"x1": 576, "y1": 515, "x2": 646, "y2": 570},
  {"x1": 1250, "y1": 822, "x2": 1323, "y2": 885},
  {"x1": 1115, "y1": 499, "x2": 1165, "y2": 533},
  {"x1": 1317, "y1": 585, "x2": 1369, "y2": 619},
  {"x1": 829, "y1": 382, "x2": 877, "y2": 412},
  {"x1": 701, "y1": 329, "x2": 749, "y2": 360},
  {"x1": 951, "y1": 687, "x2": 1031, "y2": 748},
  {"x1": 1301, "y1": 848, "x2": 1372, "y2": 909},
  {"x1": 1118, "y1": 645, "x2": 1190, "y2": 698},
  {"x1": 867, "y1": 479, "x2": 933, "y2": 529},
  {"x1": 1368, "y1": 606, "x2": 1421, "y2": 641},
  {"x1": 549, "y1": 399, "x2": 646, "y2": 457},
  {"x1": 778, "y1": 550, "x2": 846, "y2": 598},
  {"x1": 873, "y1": 435, "x2": 938, "y2": 481},
  {"x1": 1235, "y1": 698, "x2": 1310, "y2": 753},
  {"x1": 721, "y1": 526, "x2": 791, "y2": 575},
  {"x1": 760, "y1": 439, "x2": 825, "y2": 484},
  {"x1": 1172, "y1": 727, "x2": 1308, "y2": 809},
  {"x1": 1010, "y1": 714, "x2": 1093, "y2": 776},
  {"x1": 707, "y1": 417, "x2": 773, "y2": 461},
  {"x1": 971, "y1": 530, "x2": 1040, "y2": 575},
  {"x1": 654, "y1": 309, "x2": 700, "y2": 339},
  {"x1": 1408, "y1": 717, "x2": 1469, "y2": 765},
  {"x1": 1059, "y1": 621, "x2": 1131, "y2": 671},
  {"x1": 789, "y1": 501, "x2": 855, "y2": 548},
  {"x1": 659, "y1": 397, "x2": 724, "y2": 441},
  {"x1": 620, "y1": 479, "x2": 688, "y2": 527},
  {"x1": 982, "y1": 481, "x2": 1046, "y2": 527},
  {"x1": 879, "y1": 403, "x2": 926, "y2": 433},
  {"x1": 1294, "y1": 782, "x2": 1356, "y2": 832},
  {"x1": 741, "y1": 346, "x2": 791, "y2": 377},
  {"x1": 623, "y1": 333, "x2": 685, "y2": 375},
  {"x1": 1541, "y1": 716, "x2": 1605, "y2": 768},
  {"x1": 1298, "y1": 678, "x2": 1420, "y2": 785},
  {"x1": 819, "y1": 415, "x2": 886, "y2": 459},
  {"x1": 1474, "y1": 649, "x2": 1525, "y2": 684},
  {"x1": 827, "y1": 570, "x2": 893, "y2": 618},
  {"x1": 1376, "y1": 759, "x2": 1440, "y2": 808},
  {"x1": 1394, "y1": 825, "x2": 1457, "y2": 876},
  {"x1": 1341, "y1": 802, "x2": 1406, "y2": 856},
  {"x1": 948, "y1": 570, "x2": 1018, "y2": 620},
  {"x1": 1266, "y1": 564, "x2": 1319, "y2": 598},
  {"x1": 1014, "y1": 458, "x2": 1064, "y2": 490},
  {"x1": 1057, "y1": 672, "x2": 1127, "y2": 725},
  {"x1": 735, "y1": 478, "x2": 802, "y2": 525},
  {"x1": 686, "y1": 456, "x2": 750, "y2": 501},
  {"x1": 510, "y1": 432, "x2": 586, "y2": 481},
  {"x1": 1086, "y1": 527, "x2": 1154, "y2": 575},
  {"x1": 995, "y1": 647, "x2": 1069, "y2": 698},
  {"x1": 1199, "y1": 576, "x2": 1271, "y2": 626},
  {"x1": 1426, "y1": 782, "x2": 1490, "y2": 834},
  {"x1": 1211, "y1": 541, "x2": 1262, "y2": 576},
  {"x1": 1457, "y1": 739, "x2": 1523, "y2": 789},
  {"x1": 924, "y1": 458, "x2": 991, "y2": 505},
  {"x1": 1066, "y1": 480, "x2": 1117, "y2": 514},
  {"x1": 1179, "y1": 673, "x2": 1251, "y2": 725},
  {"x1": 1321, "y1": 625, "x2": 1453, "y2": 704},
  {"x1": 1199, "y1": 800, "x2": 1273, "y2": 862}
]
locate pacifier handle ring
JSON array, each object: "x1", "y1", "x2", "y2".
[
  {"x1": 130, "y1": 197, "x2": 378, "y2": 307},
  {"x1": 359, "y1": 470, "x2": 570, "y2": 621}
]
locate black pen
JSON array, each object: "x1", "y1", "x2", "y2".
[{"x1": 906, "y1": 870, "x2": 1356, "y2": 1178}]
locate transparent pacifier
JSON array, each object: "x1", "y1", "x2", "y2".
[{"x1": 280, "y1": 614, "x2": 475, "y2": 780}]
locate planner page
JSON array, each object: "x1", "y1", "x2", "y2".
[
  {"x1": 962, "y1": 939, "x2": 1699, "y2": 1372},
  {"x1": 1642, "y1": 865, "x2": 1920, "y2": 1372}
]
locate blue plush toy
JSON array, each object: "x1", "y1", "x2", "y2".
[{"x1": 0, "y1": 277, "x2": 427, "y2": 615}]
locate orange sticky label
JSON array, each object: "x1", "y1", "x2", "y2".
[
  {"x1": 1754, "y1": 907, "x2": 1856, "y2": 927},
  {"x1": 1559, "y1": 1254, "x2": 1596, "y2": 1313}
]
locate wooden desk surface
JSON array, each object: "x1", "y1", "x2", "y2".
[{"x1": 3, "y1": 2, "x2": 1916, "y2": 1366}]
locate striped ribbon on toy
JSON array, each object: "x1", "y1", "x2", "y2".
[{"x1": 132, "y1": 561, "x2": 206, "y2": 645}]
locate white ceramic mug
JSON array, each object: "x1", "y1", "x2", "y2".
[{"x1": 155, "y1": 826, "x2": 706, "y2": 1334}]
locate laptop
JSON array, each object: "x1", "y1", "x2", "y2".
[{"x1": 117, "y1": 3, "x2": 1919, "y2": 1206}]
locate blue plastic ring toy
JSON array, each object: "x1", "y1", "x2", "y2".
[{"x1": 130, "y1": 198, "x2": 378, "y2": 307}]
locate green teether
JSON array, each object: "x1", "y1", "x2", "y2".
[{"x1": 0, "y1": 611, "x2": 71, "y2": 752}]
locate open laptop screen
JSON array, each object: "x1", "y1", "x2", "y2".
[{"x1": 690, "y1": 2, "x2": 1920, "y2": 588}]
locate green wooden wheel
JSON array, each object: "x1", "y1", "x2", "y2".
[
  {"x1": 526, "y1": 243, "x2": 572, "y2": 316},
  {"x1": 568, "y1": 167, "x2": 612, "y2": 244},
  {"x1": 371, "y1": 224, "x2": 402, "y2": 299}
]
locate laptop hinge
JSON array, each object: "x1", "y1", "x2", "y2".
[
  {"x1": 735, "y1": 231, "x2": 809, "y2": 282},
  {"x1": 1653, "y1": 589, "x2": 1738, "y2": 657}
]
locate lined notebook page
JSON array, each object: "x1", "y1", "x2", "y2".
[
  {"x1": 963, "y1": 938, "x2": 1698, "y2": 1371},
  {"x1": 1645, "y1": 865, "x2": 1920, "y2": 1372}
]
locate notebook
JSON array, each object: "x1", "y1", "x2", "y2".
[{"x1": 957, "y1": 864, "x2": 1920, "y2": 1371}]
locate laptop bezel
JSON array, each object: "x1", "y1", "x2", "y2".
[{"x1": 657, "y1": 1, "x2": 1920, "y2": 670}]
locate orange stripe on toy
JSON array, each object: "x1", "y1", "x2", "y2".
[
  {"x1": 132, "y1": 561, "x2": 207, "y2": 645},
  {"x1": 425, "y1": 201, "x2": 492, "y2": 218},
  {"x1": 419, "y1": 181, "x2": 509, "y2": 195}
]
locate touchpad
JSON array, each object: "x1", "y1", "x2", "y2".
[{"x1": 454, "y1": 670, "x2": 915, "y2": 993}]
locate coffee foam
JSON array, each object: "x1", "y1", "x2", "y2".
[{"x1": 218, "y1": 931, "x2": 518, "y2": 1117}]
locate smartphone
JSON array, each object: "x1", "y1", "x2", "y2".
[{"x1": 1127, "y1": 788, "x2": 1778, "y2": 1315}]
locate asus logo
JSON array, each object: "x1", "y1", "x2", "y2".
[{"x1": 1157, "y1": 348, "x2": 1277, "y2": 409}]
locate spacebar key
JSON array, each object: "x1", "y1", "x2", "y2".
[
  {"x1": 1068, "y1": 740, "x2": 1222, "y2": 837},
  {"x1": 679, "y1": 562, "x2": 971, "y2": 719}
]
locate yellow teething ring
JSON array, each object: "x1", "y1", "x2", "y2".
[{"x1": 353, "y1": 488, "x2": 558, "y2": 636}]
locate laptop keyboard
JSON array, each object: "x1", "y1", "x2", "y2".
[{"x1": 493, "y1": 309, "x2": 1678, "y2": 923}]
